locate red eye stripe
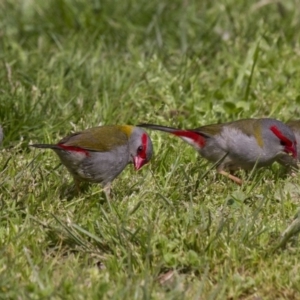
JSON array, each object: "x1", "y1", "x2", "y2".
[
  {"x1": 58, "y1": 144, "x2": 90, "y2": 156},
  {"x1": 173, "y1": 130, "x2": 206, "y2": 147},
  {"x1": 139, "y1": 133, "x2": 148, "y2": 159},
  {"x1": 270, "y1": 126, "x2": 293, "y2": 147}
]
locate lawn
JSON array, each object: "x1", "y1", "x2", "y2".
[{"x1": 1, "y1": 0, "x2": 300, "y2": 299}]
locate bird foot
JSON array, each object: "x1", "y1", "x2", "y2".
[
  {"x1": 218, "y1": 170, "x2": 243, "y2": 186},
  {"x1": 74, "y1": 179, "x2": 82, "y2": 194},
  {"x1": 103, "y1": 183, "x2": 112, "y2": 201}
]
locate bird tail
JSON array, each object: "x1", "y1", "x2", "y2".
[
  {"x1": 30, "y1": 143, "x2": 59, "y2": 150},
  {"x1": 138, "y1": 123, "x2": 206, "y2": 147},
  {"x1": 137, "y1": 124, "x2": 180, "y2": 134}
]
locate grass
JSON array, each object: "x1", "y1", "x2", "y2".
[{"x1": 1, "y1": 0, "x2": 300, "y2": 298}]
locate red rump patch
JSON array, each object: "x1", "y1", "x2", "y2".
[
  {"x1": 58, "y1": 144, "x2": 90, "y2": 156},
  {"x1": 173, "y1": 130, "x2": 206, "y2": 147},
  {"x1": 270, "y1": 126, "x2": 293, "y2": 147}
]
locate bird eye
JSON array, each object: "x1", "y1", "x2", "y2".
[
  {"x1": 137, "y1": 145, "x2": 143, "y2": 153},
  {"x1": 280, "y1": 140, "x2": 286, "y2": 146}
]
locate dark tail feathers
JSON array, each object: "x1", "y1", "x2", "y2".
[
  {"x1": 30, "y1": 143, "x2": 59, "y2": 150},
  {"x1": 137, "y1": 123, "x2": 179, "y2": 133}
]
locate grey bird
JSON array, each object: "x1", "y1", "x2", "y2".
[
  {"x1": 277, "y1": 120, "x2": 300, "y2": 168},
  {"x1": 138, "y1": 118, "x2": 297, "y2": 185},
  {"x1": 30, "y1": 125, "x2": 153, "y2": 197},
  {"x1": 285, "y1": 120, "x2": 300, "y2": 159}
]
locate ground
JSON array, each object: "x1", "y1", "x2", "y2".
[{"x1": 1, "y1": 0, "x2": 300, "y2": 299}]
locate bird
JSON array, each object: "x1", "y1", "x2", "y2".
[
  {"x1": 30, "y1": 125, "x2": 153, "y2": 197},
  {"x1": 285, "y1": 120, "x2": 300, "y2": 159},
  {"x1": 276, "y1": 120, "x2": 300, "y2": 169},
  {"x1": 138, "y1": 118, "x2": 297, "y2": 185}
]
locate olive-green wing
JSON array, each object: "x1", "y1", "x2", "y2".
[
  {"x1": 193, "y1": 119, "x2": 258, "y2": 138},
  {"x1": 227, "y1": 119, "x2": 258, "y2": 136},
  {"x1": 193, "y1": 123, "x2": 225, "y2": 137},
  {"x1": 58, "y1": 126, "x2": 129, "y2": 152}
]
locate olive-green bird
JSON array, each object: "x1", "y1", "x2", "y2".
[
  {"x1": 285, "y1": 120, "x2": 300, "y2": 159},
  {"x1": 277, "y1": 120, "x2": 300, "y2": 168},
  {"x1": 31, "y1": 125, "x2": 153, "y2": 196},
  {"x1": 138, "y1": 118, "x2": 297, "y2": 185}
]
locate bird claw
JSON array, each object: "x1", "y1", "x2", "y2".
[
  {"x1": 218, "y1": 170, "x2": 243, "y2": 185},
  {"x1": 74, "y1": 178, "x2": 82, "y2": 194},
  {"x1": 103, "y1": 183, "x2": 112, "y2": 201}
]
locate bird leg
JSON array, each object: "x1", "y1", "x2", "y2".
[
  {"x1": 217, "y1": 170, "x2": 243, "y2": 186},
  {"x1": 103, "y1": 182, "x2": 112, "y2": 201},
  {"x1": 74, "y1": 178, "x2": 81, "y2": 194}
]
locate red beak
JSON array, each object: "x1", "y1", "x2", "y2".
[{"x1": 133, "y1": 156, "x2": 148, "y2": 170}]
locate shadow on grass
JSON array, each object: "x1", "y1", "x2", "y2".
[{"x1": 58, "y1": 182, "x2": 112, "y2": 206}]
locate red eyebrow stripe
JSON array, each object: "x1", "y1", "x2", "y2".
[
  {"x1": 58, "y1": 144, "x2": 90, "y2": 156},
  {"x1": 141, "y1": 133, "x2": 148, "y2": 159},
  {"x1": 173, "y1": 130, "x2": 206, "y2": 147},
  {"x1": 270, "y1": 126, "x2": 292, "y2": 146}
]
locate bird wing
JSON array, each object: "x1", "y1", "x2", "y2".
[
  {"x1": 193, "y1": 123, "x2": 225, "y2": 138},
  {"x1": 58, "y1": 126, "x2": 129, "y2": 152},
  {"x1": 194, "y1": 119, "x2": 261, "y2": 140}
]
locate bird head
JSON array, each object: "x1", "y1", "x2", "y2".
[
  {"x1": 129, "y1": 127, "x2": 153, "y2": 170},
  {"x1": 268, "y1": 121, "x2": 297, "y2": 158}
]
